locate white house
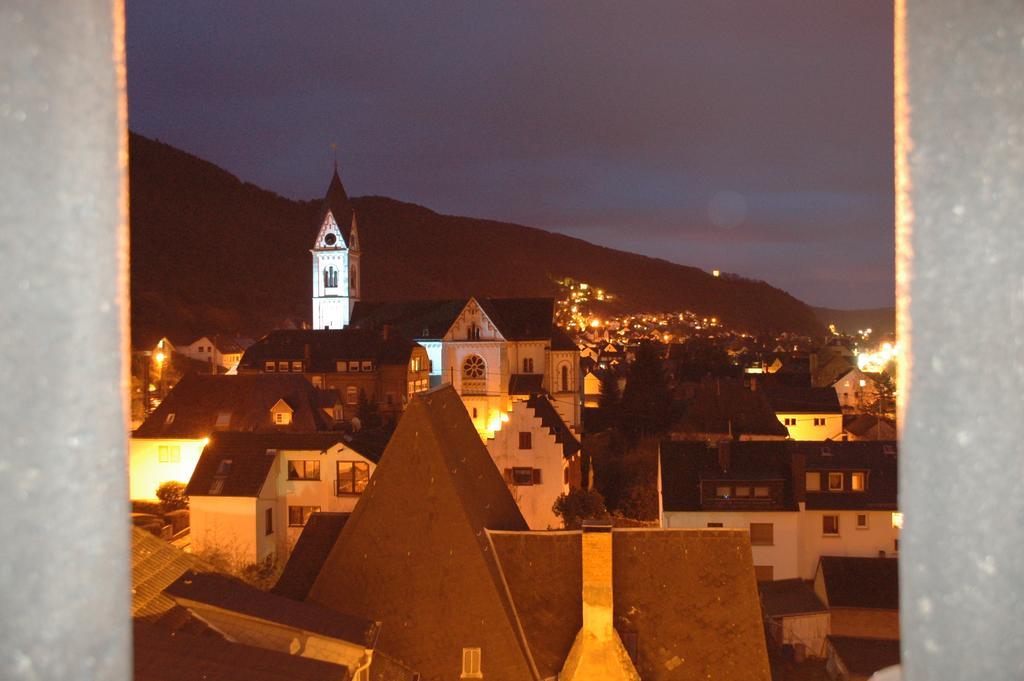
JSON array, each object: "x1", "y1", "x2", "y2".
[
  {"x1": 658, "y1": 440, "x2": 900, "y2": 581},
  {"x1": 830, "y1": 366, "x2": 883, "y2": 414},
  {"x1": 186, "y1": 431, "x2": 383, "y2": 566},
  {"x1": 351, "y1": 297, "x2": 581, "y2": 437},
  {"x1": 763, "y1": 385, "x2": 844, "y2": 441},
  {"x1": 129, "y1": 374, "x2": 340, "y2": 500},
  {"x1": 485, "y1": 394, "x2": 581, "y2": 529}
]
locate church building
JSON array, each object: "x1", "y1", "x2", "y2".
[{"x1": 311, "y1": 165, "x2": 360, "y2": 330}]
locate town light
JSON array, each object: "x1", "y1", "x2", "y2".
[
  {"x1": 154, "y1": 351, "x2": 166, "y2": 365},
  {"x1": 892, "y1": 512, "x2": 903, "y2": 529},
  {"x1": 590, "y1": 319, "x2": 600, "y2": 328},
  {"x1": 712, "y1": 270, "x2": 720, "y2": 277}
]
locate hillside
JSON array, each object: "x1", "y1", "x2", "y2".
[
  {"x1": 813, "y1": 307, "x2": 896, "y2": 337},
  {"x1": 129, "y1": 132, "x2": 822, "y2": 345}
]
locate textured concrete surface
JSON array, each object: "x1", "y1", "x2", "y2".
[{"x1": 0, "y1": 0, "x2": 130, "y2": 679}]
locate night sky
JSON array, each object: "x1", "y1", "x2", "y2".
[{"x1": 127, "y1": 2, "x2": 894, "y2": 309}]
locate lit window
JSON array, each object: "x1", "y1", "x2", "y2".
[
  {"x1": 851, "y1": 472, "x2": 866, "y2": 491},
  {"x1": 715, "y1": 486, "x2": 731, "y2": 499},
  {"x1": 733, "y1": 486, "x2": 751, "y2": 498},
  {"x1": 337, "y1": 461, "x2": 370, "y2": 495},
  {"x1": 805, "y1": 472, "x2": 820, "y2": 491},
  {"x1": 518, "y1": 432, "x2": 532, "y2": 449},
  {"x1": 749, "y1": 523, "x2": 774, "y2": 546},
  {"x1": 275, "y1": 361, "x2": 287, "y2": 372},
  {"x1": 361, "y1": 361, "x2": 373, "y2": 372},
  {"x1": 346, "y1": 386, "x2": 358, "y2": 405},
  {"x1": 856, "y1": 513, "x2": 869, "y2": 529},
  {"x1": 288, "y1": 506, "x2": 320, "y2": 527},
  {"x1": 891, "y1": 512, "x2": 904, "y2": 529},
  {"x1": 265, "y1": 360, "x2": 276, "y2": 372},
  {"x1": 291, "y1": 361, "x2": 303, "y2": 372},
  {"x1": 461, "y1": 647, "x2": 482, "y2": 678},
  {"x1": 349, "y1": 361, "x2": 361, "y2": 372},
  {"x1": 287, "y1": 460, "x2": 320, "y2": 481},
  {"x1": 823, "y1": 515, "x2": 840, "y2": 536},
  {"x1": 753, "y1": 486, "x2": 770, "y2": 498},
  {"x1": 274, "y1": 411, "x2": 292, "y2": 425},
  {"x1": 828, "y1": 472, "x2": 844, "y2": 491},
  {"x1": 158, "y1": 445, "x2": 168, "y2": 463}
]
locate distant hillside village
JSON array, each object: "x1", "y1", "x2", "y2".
[{"x1": 130, "y1": 162, "x2": 900, "y2": 681}]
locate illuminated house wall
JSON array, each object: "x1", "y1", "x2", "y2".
[
  {"x1": 128, "y1": 437, "x2": 207, "y2": 500},
  {"x1": 776, "y1": 412, "x2": 844, "y2": 441}
]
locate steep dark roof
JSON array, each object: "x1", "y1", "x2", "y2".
[
  {"x1": 319, "y1": 167, "x2": 355, "y2": 245},
  {"x1": 133, "y1": 620, "x2": 348, "y2": 681},
  {"x1": 827, "y1": 636, "x2": 901, "y2": 676},
  {"x1": 675, "y1": 378, "x2": 788, "y2": 438},
  {"x1": 134, "y1": 374, "x2": 333, "y2": 438},
  {"x1": 844, "y1": 414, "x2": 898, "y2": 439},
  {"x1": 488, "y1": 529, "x2": 771, "y2": 681},
  {"x1": 818, "y1": 557, "x2": 899, "y2": 610},
  {"x1": 508, "y1": 373, "x2": 544, "y2": 396},
  {"x1": 273, "y1": 513, "x2": 351, "y2": 601},
  {"x1": 307, "y1": 386, "x2": 534, "y2": 681},
  {"x1": 659, "y1": 441, "x2": 798, "y2": 512},
  {"x1": 167, "y1": 570, "x2": 378, "y2": 646},
  {"x1": 237, "y1": 328, "x2": 420, "y2": 373},
  {"x1": 763, "y1": 385, "x2": 842, "y2": 413},
  {"x1": 660, "y1": 441, "x2": 898, "y2": 513},
  {"x1": 131, "y1": 527, "x2": 207, "y2": 621},
  {"x1": 551, "y1": 328, "x2": 580, "y2": 351},
  {"x1": 525, "y1": 393, "x2": 581, "y2": 458},
  {"x1": 351, "y1": 298, "x2": 559, "y2": 341},
  {"x1": 758, "y1": 579, "x2": 828, "y2": 618},
  {"x1": 185, "y1": 431, "x2": 378, "y2": 498}
]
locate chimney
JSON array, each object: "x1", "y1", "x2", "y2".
[
  {"x1": 717, "y1": 440, "x2": 731, "y2": 473},
  {"x1": 581, "y1": 520, "x2": 615, "y2": 639}
]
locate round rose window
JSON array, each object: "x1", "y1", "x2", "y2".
[{"x1": 463, "y1": 355, "x2": 485, "y2": 379}]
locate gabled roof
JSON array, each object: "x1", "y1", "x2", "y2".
[
  {"x1": 306, "y1": 386, "x2": 534, "y2": 680},
  {"x1": 166, "y1": 569, "x2": 379, "y2": 647},
  {"x1": 184, "y1": 431, "x2": 372, "y2": 498},
  {"x1": 273, "y1": 513, "x2": 351, "y2": 601},
  {"x1": 318, "y1": 167, "x2": 355, "y2": 245},
  {"x1": 817, "y1": 557, "x2": 899, "y2": 610},
  {"x1": 827, "y1": 636, "x2": 901, "y2": 676},
  {"x1": 763, "y1": 385, "x2": 842, "y2": 414},
  {"x1": 675, "y1": 378, "x2": 788, "y2": 438},
  {"x1": 133, "y1": 620, "x2": 349, "y2": 681},
  {"x1": 758, "y1": 578, "x2": 828, "y2": 618},
  {"x1": 525, "y1": 393, "x2": 580, "y2": 458},
  {"x1": 134, "y1": 374, "x2": 334, "y2": 438},
  {"x1": 487, "y1": 529, "x2": 771, "y2": 681},
  {"x1": 351, "y1": 298, "x2": 559, "y2": 341},
  {"x1": 131, "y1": 527, "x2": 207, "y2": 621},
  {"x1": 843, "y1": 414, "x2": 897, "y2": 439},
  {"x1": 237, "y1": 328, "x2": 420, "y2": 373}
]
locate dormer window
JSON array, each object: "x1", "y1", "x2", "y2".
[
  {"x1": 214, "y1": 411, "x2": 231, "y2": 429},
  {"x1": 274, "y1": 411, "x2": 292, "y2": 425}
]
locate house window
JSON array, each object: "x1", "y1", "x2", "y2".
[
  {"x1": 463, "y1": 355, "x2": 485, "y2": 379},
  {"x1": 749, "y1": 523, "x2": 774, "y2": 546},
  {"x1": 783, "y1": 417, "x2": 796, "y2": 426},
  {"x1": 510, "y1": 467, "x2": 539, "y2": 486},
  {"x1": 891, "y1": 512, "x2": 904, "y2": 529},
  {"x1": 823, "y1": 514, "x2": 840, "y2": 536},
  {"x1": 214, "y1": 411, "x2": 231, "y2": 428},
  {"x1": 324, "y1": 267, "x2": 338, "y2": 288},
  {"x1": 157, "y1": 445, "x2": 180, "y2": 463},
  {"x1": 754, "y1": 565, "x2": 774, "y2": 582},
  {"x1": 851, "y1": 472, "x2": 866, "y2": 491},
  {"x1": 346, "y1": 386, "x2": 358, "y2": 405},
  {"x1": 472, "y1": 407, "x2": 478, "y2": 419},
  {"x1": 707, "y1": 522, "x2": 724, "y2": 528},
  {"x1": 518, "y1": 432, "x2": 532, "y2": 449},
  {"x1": 560, "y1": 365, "x2": 570, "y2": 392},
  {"x1": 753, "y1": 486, "x2": 770, "y2": 498},
  {"x1": 563, "y1": 467, "x2": 569, "y2": 485},
  {"x1": 274, "y1": 411, "x2": 292, "y2": 425},
  {"x1": 461, "y1": 647, "x2": 482, "y2": 679},
  {"x1": 311, "y1": 376, "x2": 323, "y2": 388},
  {"x1": 828, "y1": 472, "x2": 844, "y2": 491},
  {"x1": 291, "y1": 361, "x2": 303, "y2": 372},
  {"x1": 216, "y1": 458, "x2": 233, "y2": 476},
  {"x1": 715, "y1": 485, "x2": 731, "y2": 498},
  {"x1": 349, "y1": 361, "x2": 361, "y2": 372},
  {"x1": 265, "y1": 361, "x2": 276, "y2": 372},
  {"x1": 468, "y1": 324, "x2": 481, "y2": 340},
  {"x1": 805, "y1": 471, "x2": 820, "y2": 491},
  {"x1": 288, "y1": 460, "x2": 320, "y2": 481},
  {"x1": 856, "y1": 513, "x2": 869, "y2": 529},
  {"x1": 733, "y1": 486, "x2": 751, "y2": 498},
  {"x1": 523, "y1": 357, "x2": 534, "y2": 373},
  {"x1": 288, "y1": 506, "x2": 320, "y2": 527},
  {"x1": 265, "y1": 508, "x2": 273, "y2": 536},
  {"x1": 337, "y1": 461, "x2": 370, "y2": 495},
  {"x1": 164, "y1": 413, "x2": 175, "y2": 425},
  {"x1": 361, "y1": 361, "x2": 373, "y2": 372}
]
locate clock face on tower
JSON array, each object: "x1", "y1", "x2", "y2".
[{"x1": 324, "y1": 233, "x2": 337, "y2": 246}]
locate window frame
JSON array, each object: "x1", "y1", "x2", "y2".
[
  {"x1": 823, "y1": 514, "x2": 840, "y2": 536},
  {"x1": 287, "y1": 459, "x2": 321, "y2": 481},
  {"x1": 518, "y1": 432, "x2": 532, "y2": 449},
  {"x1": 287, "y1": 505, "x2": 320, "y2": 527},
  {"x1": 828, "y1": 472, "x2": 844, "y2": 491},
  {"x1": 336, "y1": 461, "x2": 370, "y2": 495},
  {"x1": 856, "y1": 513, "x2": 869, "y2": 529},
  {"x1": 461, "y1": 647, "x2": 482, "y2": 679}
]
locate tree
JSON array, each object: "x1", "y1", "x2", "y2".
[
  {"x1": 156, "y1": 481, "x2": 188, "y2": 512},
  {"x1": 357, "y1": 388, "x2": 381, "y2": 429},
  {"x1": 619, "y1": 341, "x2": 673, "y2": 443},
  {"x1": 552, "y1": 488, "x2": 609, "y2": 529},
  {"x1": 596, "y1": 368, "x2": 621, "y2": 432}
]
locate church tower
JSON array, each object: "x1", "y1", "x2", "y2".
[{"x1": 311, "y1": 163, "x2": 360, "y2": 329}]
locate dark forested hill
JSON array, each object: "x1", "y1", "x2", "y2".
[{"x1": 129, "y1": 132, "x2": 822, "y2": 345}]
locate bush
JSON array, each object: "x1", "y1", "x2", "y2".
[
  {"x1": 156, "y1": 481, "x2": 188, "y2": 512},
  {"x1": 553, "y1": 488, "x2": 609, "y2": 529}
]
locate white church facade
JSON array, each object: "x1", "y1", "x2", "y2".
[{"x1": 311, "y1": 166, "x2": 360, "y2": 330}]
